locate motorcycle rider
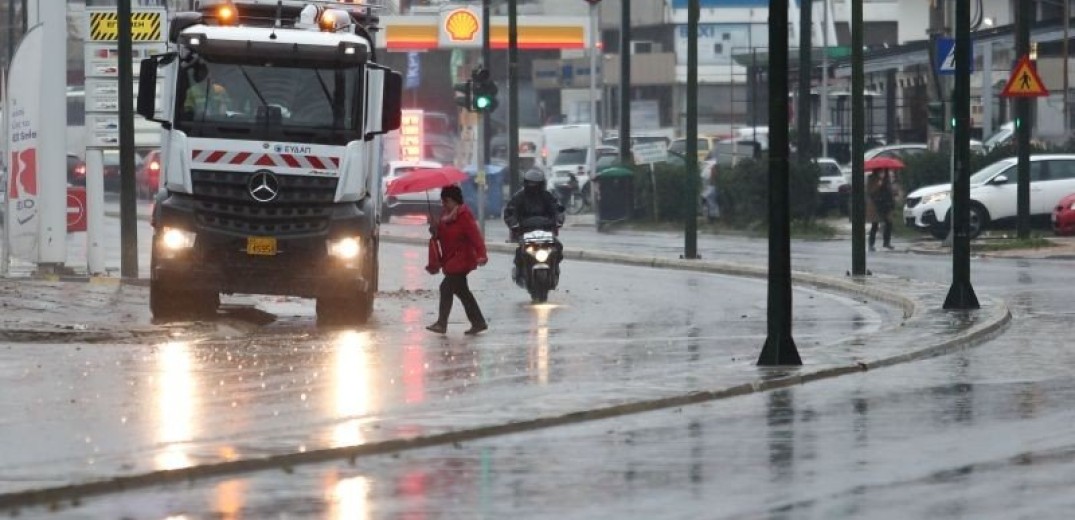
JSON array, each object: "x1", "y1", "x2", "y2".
[{"x1": 503, "y1": 168, "x2": 565, "y2": 285}]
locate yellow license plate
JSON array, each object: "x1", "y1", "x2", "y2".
[{"x1": 246, "y1": 236, "x2": 277, "y2": 256}]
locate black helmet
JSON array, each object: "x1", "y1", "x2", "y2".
[{"x1": 523, "y1": 168, "x2": 545, "y2": 192}]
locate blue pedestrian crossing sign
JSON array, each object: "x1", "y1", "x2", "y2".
[{"x1": 936, "y1": 38, "x2": 973, "y2": 75}]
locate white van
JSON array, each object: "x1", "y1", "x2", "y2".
[{"x1": 540, "y1": 124, "x2": 602, "y2": 168}]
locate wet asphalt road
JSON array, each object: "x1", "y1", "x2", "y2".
[
  {"x1": 0, "y1": 220, "x2": 891, "y2": 509},
  {"x1": 38, "y1": 267, "x2": 1075, "y2": 520},
  {"x1": 3, "y1": 209, "x2": 1072, "y2": 518}
]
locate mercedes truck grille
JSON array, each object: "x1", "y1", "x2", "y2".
[{"x1": 191, "y1": 169, "x2": 339, "y2": 236}]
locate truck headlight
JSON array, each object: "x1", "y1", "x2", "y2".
[
  {"x1": 923, "y1": 191, "x2": 951, "y2": 204},
  {"x1": 160, "y1": 227, "x2": 196, "y2": 250},
  {"x1": 327, "y1": 237, "x2": 361, "y2": 260}
]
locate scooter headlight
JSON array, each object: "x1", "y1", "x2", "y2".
[
  {"x1": 160, "y1": 227, "x2": 196, "y2": 250},
  {"x1": 534, "y1": 249, "x2": 551, "y2": 263},
  {"x1": 327, "y1": 237, "x2": 361, "y2": 260}
]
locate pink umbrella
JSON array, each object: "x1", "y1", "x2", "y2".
[
  {"x1": 385, "y1": 166, "x2": 468, "y2": 196},
  {"x1": 863, "y1": 157, "x2": 905, "y2": 172}
]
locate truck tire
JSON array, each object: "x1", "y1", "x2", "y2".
[
  {"x1": 316, "y1": 248, "x2": 376, "y2": 326},
  {"x1": 316, "y1": 290, "x2": 373, "y2": 326},
  {"x1": 149, "y1": 251, "x2": 219, "y2": 321}
]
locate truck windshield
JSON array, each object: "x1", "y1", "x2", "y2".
[{"x1": 175, "y1": 58, "x2": 362, "y2": 145}]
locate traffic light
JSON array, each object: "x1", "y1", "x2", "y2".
[
  {"x1": 453, "y1": 80, "x2": 472, "y2": 111},
  {"x1": 470, "y1": 66, "x2": 498, "y2": 113},
  {"x1": 927, "y1": 101, "x2": 946, "y2": 131}
]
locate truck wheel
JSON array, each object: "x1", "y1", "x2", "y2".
[
  {"x1": 150, "y1": 279, "x2": 219, "y2": 321},
  {"x1": 316, "y1": 290, "x2": 373, "y2": 327},
  {"x1": 149, "y1": 251, "x2": 219, "y2": 321}
]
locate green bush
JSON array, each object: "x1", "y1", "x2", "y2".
[
  {"x1": 629, "y1": 161, "x2": 701, "y2": 222},
  {"x1": 713, "y1": 159, "x2": 820, "y2": 226}
]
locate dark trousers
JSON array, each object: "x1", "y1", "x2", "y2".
[
  {"x1": 437, "y1": 274, "x2": 485, "y2": 326},
  {"x1": 869, "y1": 219, "x2": 892, "y2": 247}
]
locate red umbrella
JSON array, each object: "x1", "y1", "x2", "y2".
[
  {"x1": 863, "y1": 157, "x2": 905, "y2": 172},
  {"x1": 385, "y1": 166, "x2": 468, "y2": 196}
]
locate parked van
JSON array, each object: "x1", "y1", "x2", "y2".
[{"x1": 540, "y1": 123, "x2": 602, "y2": 167}]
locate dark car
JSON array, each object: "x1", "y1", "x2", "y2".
[
  {"x1": 136, "y1": 150, "x2": 162, "y2": 199},
  {"x1": 67, "y1": 154, "x2": 86, "y2": 186}
]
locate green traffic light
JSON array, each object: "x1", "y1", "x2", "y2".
[{"x1": 475, "y1": 96, "x2": 491, "y2": 110}]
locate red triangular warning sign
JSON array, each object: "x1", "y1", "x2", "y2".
[{"x1": 1001, "y1": 55, "x2": 1049, "y2": 98}]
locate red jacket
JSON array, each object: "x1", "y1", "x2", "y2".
[{"x1": 436, "y1": 205, "x2": 487, "y2": 275}]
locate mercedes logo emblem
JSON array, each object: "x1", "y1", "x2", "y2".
[{"x1": 248, "y1": 170, "x2": 280, "y2": 203}]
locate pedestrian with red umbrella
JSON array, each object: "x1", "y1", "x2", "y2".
[
  {"x1": 424, "y1": 185, "x2": 489, "y2": 335},
  {"x1": 866, "y1": 167, "x2": 902, "y2": 251}
]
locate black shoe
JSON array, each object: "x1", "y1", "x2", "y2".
[
  {"x1": 425, "y1": 322, "x2": 447, "y2": 334},
  {"x1": 464, "y1": 322, "x2": 488, "y2": 335}
]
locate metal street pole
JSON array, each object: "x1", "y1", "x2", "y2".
[
  {"x1": 797, "y1": 0, "x2": 812, "y2": 161},
  {"x1": 684, "y1": 0, "x2": 698, "y2": 259},
  {"x1": 587, "y1": 1, "x2": 599, "y2": 215},
  {"x1": 618, "y1": 0, "x2": 630, "y2": 164},
  {"x1": 118, "y1": 0, "x2": 138, "y2": 278},
  {"x1": 1016, "y1": 0, "x2": 1032, "y2": 239},
  {"x1": 1065, "y1": 0, "x2": 1070, "y2": 135},
  {"x1": 6, "y1": 0, "x2": 15, "y2": 65},
  {"x1": 758, "y1": 0, "x2": 801, "y2": 367},
  {"x1": 820, "y1": 0, "x2": 829, "y2": 158},
  {"x1": 850, "y1": 0, "x2": 865, "y2": 276},
  {"x1": 507, "y1": 0, "x2": 519, "y2": 195},
  {"x1": 943, "y1": 0, "x2": 979, "y2": 310}
]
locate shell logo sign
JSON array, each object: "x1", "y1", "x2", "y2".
[
  {"x1": 444, "y1": 9, "x2": 479, "y2": 42},
  {"x1": 438, "y1": 8, "x2": 482, "y2": 48}
]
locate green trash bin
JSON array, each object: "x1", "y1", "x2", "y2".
[{"x1": 593, "y1": 166, "x2": 634, "y2": 225}]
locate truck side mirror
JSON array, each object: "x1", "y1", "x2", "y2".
[
  {"x1": 137, "y1": 58, "x2": 158, "y2": 120},
  {"x1": 381, "y1": 71, "x2": 402, "y2": 132},
  {"x1": 137, "y1": 57, "x2": 171, "y2": 129}
]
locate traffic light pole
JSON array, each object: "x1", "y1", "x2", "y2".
[
  {"x1": 479, "y1": 0, "x2": 491, "y2": 233},
  {"x1": 507, "y1": 0, "x2": 519, "y2": 195},
  {"x1": 684, "y1": 0, "x2": 698, "y2": 260},
  {"x1": 618, "y1": 0, "x2": 631, "y2": 165},
  {"x1": 118, "y1": 0, "x2": 138, "y2": 278},
  {"x1": 943, "y1": 0, "x2": 979, "y2": 310}
]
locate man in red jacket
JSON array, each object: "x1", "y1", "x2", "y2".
[{"x1": 426, "y1": 185, "x2": 489, "y2": 335}]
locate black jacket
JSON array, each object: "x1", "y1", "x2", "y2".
[{"x1": 503, "y1": 188, "x2": 565, "y2": 232}]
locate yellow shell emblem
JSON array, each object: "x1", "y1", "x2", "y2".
[{"x1": 445, "y1": 10, "x2": 479, "y2": 41}]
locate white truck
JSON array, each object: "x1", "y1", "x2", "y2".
[{"x1": 136, "y1": 0, "x2": 402, "y2": 325}]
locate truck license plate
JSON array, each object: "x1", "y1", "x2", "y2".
[{"x1": 247, "y1": 236, "x2": 277, "y2": 256}]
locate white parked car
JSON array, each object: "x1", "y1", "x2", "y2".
[
  {"x1": 382, "y1": 160, "x2": 443, "y2": 223},
  {"x1": 815, "y1": 157, "x2": 849, "y2": 215},
  {"x1": 903, "y1": 154, "x2": 1075, "y2": 239}
]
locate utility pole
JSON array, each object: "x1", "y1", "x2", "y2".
[
  {"x1": 684, "y1": 0, "x2": 698, "y2": 259},
  {"x1": 797, "y1": 0, "x2": 812, "y2": 162},
  {"x1": 1016, "y1": 0, "x2": 1032, "y2": 239},
  {"x1": 118, "y1": 0, "x2": 138, "y2": 278},
  {"x1": 943, "y1": 0, "x2": 979, "y2": 310},
  {"x1": 507, "y1": 0, "x2": 519, "y2": 195},
  {"x1": 618, "y1": 0, "x2": 630, "y2": 164},
  {"x1": 758, "y1": 0, "x2": 801, "y2": 367},
  {"x1": 850, "y1": 0, "x2": 865, "y2": 276}
]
